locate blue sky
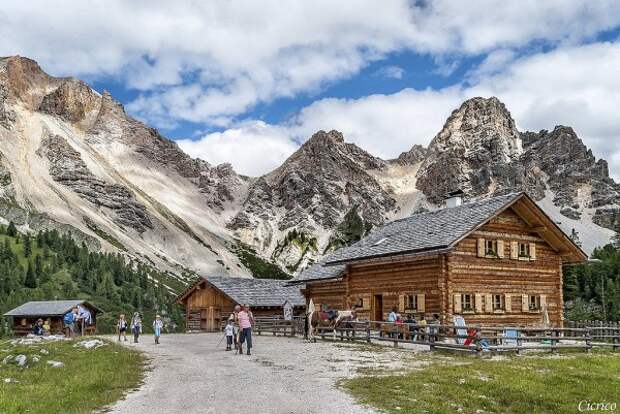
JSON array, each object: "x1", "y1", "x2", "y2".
[{"x1": 2, "y1": 1, "x2": 620, "y2": 177}]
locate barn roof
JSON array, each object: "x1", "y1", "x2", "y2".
[
  {"x1": 4, "y1": 300, "x2": 102, "y2": 317},
  {"x1": 177, "y1": 276, "x2": 306, "y2": 307},
  {"x1": 294, "y1": 192, "x2": 586, "y2": 282}
]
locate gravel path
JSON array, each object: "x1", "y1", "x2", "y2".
[{"x1": 108, "y1": 333, "x2": 426, "y2": 414}]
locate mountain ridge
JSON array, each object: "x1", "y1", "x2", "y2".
[{"x1": 0, "y1": 55, "x2": 617, "y2": 284}]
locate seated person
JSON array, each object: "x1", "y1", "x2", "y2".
[{"x1": 33, "y1": 319, "x2": 45, "y2": 336}]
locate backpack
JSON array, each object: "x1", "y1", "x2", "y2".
[{"x1": 63, "y1": 312, "x2": 74, "y2": 325}]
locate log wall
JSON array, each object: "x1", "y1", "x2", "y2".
[{"x1": 446, "y1": 207, "x2": 564, "y2": 327}]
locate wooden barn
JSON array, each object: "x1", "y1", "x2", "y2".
[
  {"x1": 296, "y1": 192, "x2": 587, "y2": 327},
  {"x1": 3, "y1": 300, "x2": 101, "y2": 336},
  {"x1": 176, "y1": 276, "x2": 305, "y2": 332}
]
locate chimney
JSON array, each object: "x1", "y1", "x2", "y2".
[{"x1": 445, "y1": 189, "x2": 464, "y2": 208}]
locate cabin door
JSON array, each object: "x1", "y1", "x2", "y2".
[
  {"x1": 373, "y1": 294, "x2": 383, "y2": 322},
  {"x1": 206, "y1": 307, "x2": 221, "y2": 331}
]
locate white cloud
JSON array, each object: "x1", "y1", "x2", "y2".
[
  {"x1": 2, "y1": 1, "x2": 619, "y2": 127},
  {"x1": 187, "y1": 41, "x2": 620, "y2": 180},
  {"x1": 176, "y1": 121, "x2": 298, "y2": 176},
  {"x1": 375, "y1": 65, "x2": 405, "y2": 79}
]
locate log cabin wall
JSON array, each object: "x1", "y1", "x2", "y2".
[
  {"x1": 302, "y1": 279, "x2": 347, "y2": 312},
  {"x1": 446, "y1": 207, "x2": 564, "y2": 327},
  {"x1": 347, "y1": 256, "x2": 442, "y2": 321},
  {"x1": 184, "y1": 281, "x2": 236, "y2": 331}
]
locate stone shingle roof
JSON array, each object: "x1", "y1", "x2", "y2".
[
  {"x1": 205, "y1": 276, "x2": 305, "y2": 307},
  {"x1": 294, "y1": 259, "x2": 346, "y2": 282},
  {"x1": 4, "y1": 300, "x2": 101, "y2": 317},
  {"x1": 325, "y1": 192, "x2": 522, "y2": 265}
]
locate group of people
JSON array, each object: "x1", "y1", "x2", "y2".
[
  {"x1": 62, "y1": 305, "x2": 93, "y2": 338},
  {"x1": 223, "y1": 304, "x2": 254, "y2": 355},
  {"x1": 117, "y1": 312, "x2": 164, "y2": 344},
  {"x1": 386, "y1": 307, "x2": 441, "y2": 341},
  {"x1": 32, "y1": 318, "x2": 51, "y2": 336}
]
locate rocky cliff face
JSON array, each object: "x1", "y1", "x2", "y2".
[
  {"x1": 0, "y1": 56, "x2": 250, "y2": 282},
  {"x1": 228, "y1": 130, "x2": 395, "y2": 272}
]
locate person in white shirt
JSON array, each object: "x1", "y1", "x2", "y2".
[{"x1": 224, "y1": 317, "x2": 234, "y2": 351}]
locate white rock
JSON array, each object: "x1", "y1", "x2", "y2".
[
  {"x1": 15, "y1": 354, "x2": 27, "y2": 367},
  {"x1": 3, "y1": 378, "x2": 19, "y2": 383},
  {"x1": 39, "y1": 348, "x2": 49, "y2": 355},
  {"x1": 74, "y1": 339, "x2": 104, "y2": 349},
  {"x1": 2, "y1": 355, "x2": 14, "y2": 364},
  {"x1": 46, "y1": 360, "x2": 64, "y2": 368}
]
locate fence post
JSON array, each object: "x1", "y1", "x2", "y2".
[
  {"x1": 429, "y1": 327, "x2": 435, "y2": 351},
  {"x1": 585, "y1": 327, "x2": 592, "y2": 353},
  {"x1": 366, "y1": 321, "x2": 371, "y2": 344}
]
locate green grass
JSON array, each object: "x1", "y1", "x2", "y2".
[
  {"x1": 0, "y1": 338, "x2": 146, "y2": 414},
  {"x1": 343, "y1": 351, "x2": 620, "y2": 414}
]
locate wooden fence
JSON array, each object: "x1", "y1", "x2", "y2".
[
  {"x1": 253, "y1": 316, "x2": 305, "y2": 337},
  {"x1": 310, "y1": 319, "x2": 620, "y2": 354}
]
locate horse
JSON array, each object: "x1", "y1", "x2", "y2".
[{"x1": 306, "y1": 307, "x2": 357, "y2": 342}]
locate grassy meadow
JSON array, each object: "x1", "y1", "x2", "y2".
[
  {"x1": 343, "y1": 350, "x2": 620, "y2": 414},
  {"x1": 0, "y1": 338, "x2": 145, "y2": 414}
]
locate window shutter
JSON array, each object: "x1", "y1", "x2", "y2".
[
  {"x1": 529, "y1": 243, "x2": 537, "y2": 260},
  {"x1": 497, "y1": 240, "x2": 505, "y2": 258},
  {"x1": 505, "y1": 294, "x2": 512, "y2": 312},
  {"x1": 510, "y1": 241, "x2": 519, "y2": 259},
  {"x1": 398, "y1": 295, "x2": 405, "y2": 313},
  {"x1": 477, "y1": 238, "x2": 485, "y2": 257},
  {"x1": 521, "y1": 294, "x2": 529, "y2": 312},
  {"x1": 453, "y1": 294, "x2": 462, "y2": 312},
  {"x1": 475, "y1": 293, "x2": 483, "y2": 313},
  {"x1": 417, "y1": 294, "x2": 425, "y2": 313},
  {"x1": 540, "y1": 294, "x2": 547, "y2": 310},
  {"x1": 485, "y1": 294, "x2": 493, "y2": 312}
]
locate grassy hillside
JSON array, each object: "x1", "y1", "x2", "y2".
[{"x1": 0, "y1": 222, "x2": 185, "y2": 335}]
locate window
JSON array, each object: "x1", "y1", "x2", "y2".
[
  {"x1": 485, "y1": 240, "x2": 498, "y2": 256},
  {"x1": 461, "y1": 294, "x2": 474, "y2": 311},
  {"x1": 528, "y1": 295, "x2": 541, "y2": 311},
  {"x1": 355, "y1": 297, "x2": 364, "y2": 308},
  {"x1": 492, "y1": 294, "x2": 504, "y2": 311},
  {"x1": 405, "y1": 294, "x2": 417, "y2": 310},
  {"x1": 518, "y1": 242, "x2": 530, "y2": 258}
]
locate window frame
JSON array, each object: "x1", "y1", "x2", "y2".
[
  {"x1": 461, "y1": 293, "x2": 474, "y2": 312},
  {"x1": 485, "y1": 239, "x2": 498, "y2": 257},
  {"x1": 518, "y1": 242, "x2": 531, "y2": 259},
  {"x1": 404, "y1": 294, "x2": 417, "y2": 311},
  {"x1": 492, "y1": 294, "x2": 505, "y2": 311},
  {"x1": 528, "y1": 295, "x2": 541, "y2": 311}
]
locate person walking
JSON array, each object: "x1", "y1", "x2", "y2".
[
  {"x1": 224, "y1": 317, "x2": 234, "y2": 351},
  {"x1": 117, "y1": 314, "x2": 128, "y2": 342},
  {"x1": 237, "y1": 304, "x2": 254, "y2": 355},
  {"x1": 131, "y1": 312, "x2": 142, "y2": 343},
  {"x1": 231, "y1": 304, "x2": 241, "y2": 351},
  {"x1": 153, "y1": 315, "x2": 163, "y2": 344}
]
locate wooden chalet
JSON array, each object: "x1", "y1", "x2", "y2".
[
  {"x1": 295, "y1": 192, "x2": 587, "y2": 327},
  {"x1": 4, "y1": 300, "x2": 101, "y2": 336},
  {"x1": 176, "y1": 276, "x2": 305, "y2": 332}
]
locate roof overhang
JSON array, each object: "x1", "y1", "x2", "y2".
[{"x1": 449, "y1": 192, "x2": 587, "y2": 264}]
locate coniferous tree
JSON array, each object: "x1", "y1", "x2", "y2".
[
  {"x1": 24, "y1": 261, "x2": 36, "y2": 288},
  {"x1": 6, "y1": 221, "x2": 17, "y2": 237}
]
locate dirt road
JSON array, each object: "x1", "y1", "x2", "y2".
[{"x1": 108, "y1": 333, "x2": 417, "y2": 414}]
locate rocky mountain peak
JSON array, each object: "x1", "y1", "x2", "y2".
[
  {"x1": 393, "y1": 144, "x2": 428, "y2": 165},
  {"x1": 0, "y1": 55, "x2": 57, "y2": 109},
  {"x1": 427, "y1": 96, "x2": 523, "y2": 160}
]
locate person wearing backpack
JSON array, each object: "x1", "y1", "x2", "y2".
[
  {"x1": 131, "y1": 312, "x2": 142, "y2": 343},
  {"x1": 63, "y1": 307, "x2": 77, "y2": 338},
  {"x1": 153, "y1": 315, "x2": 163, "y2": 344}
]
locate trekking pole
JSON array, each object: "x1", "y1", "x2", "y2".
[{"x1": 216, "y1": 332, "x2": 226, "y2": 349}]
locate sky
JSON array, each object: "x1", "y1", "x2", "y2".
[{"x1": 2, "y1": 1, "x2": 620, "y2": 177}]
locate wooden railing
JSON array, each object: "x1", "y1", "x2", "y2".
[
  {"x1": 254, "y1": 316, "x2": 305, "y2": 337},
  {"x1": 312, "y1": 319, "x2": 620, "y2": 354}
]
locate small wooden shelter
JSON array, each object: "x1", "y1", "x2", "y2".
[
  {"x1": 176, "y1": 276, "x2": 306, "y2": 332},
  {"x1": 295, "y1": 192, "x2": 587, "y2": 327},
  {"x1": 4, "y1": 300, "x2": 101, "y2": 336}
]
